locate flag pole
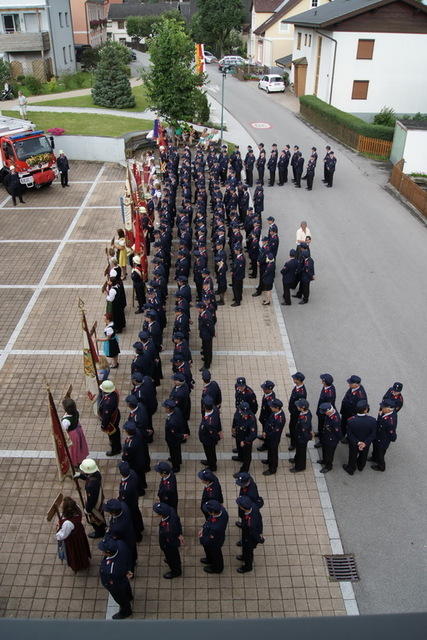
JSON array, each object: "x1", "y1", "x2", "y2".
[{"x1": 78, "y1": 299, "x2": 100, "y2": 389}]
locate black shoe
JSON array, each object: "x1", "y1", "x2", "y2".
[
  {"x1": 200, "y1": 459, "x2": 209, "y2": 465},
  {"x1": 285, "y1": 432, "x2": 291, "y2": 437},
  {"x1": 237, "y1": 566, "x2": 252, "y2": 573},
  {"x1": 292, "y1": 294, "x2": 302, "y2": 298},
  {"x1": 261, "y1": 459, "x2": 269, "y2": 465},
  {"x1": 314, "y1": 443, "x2": 322, "y2": 448},
  {"x1": 235, "y1": 521, "x2": 242, "y2": 528},
  {"x1": 236, "y1": 555, "x2": 244, "y2": 561},
  {"x1": 341, "y1": 437, "x2": 348, "y2": 444},
  {"x1": 200, "y1": 558, "x2": 210, "y2": 564},
  {"x1": 163, "y1": 571, "x2": 181, "y2": 579},
  {"x1": 88, "y1": 531, "x2": 104, "y2": 539},
  {"x1": 316, "y1": 460, "x2": 324, "y2": 465},
  {"x1": 371, "y1": 465, "x2": 385, "y2": 472},
  {"x1": 288, "y1": 445, "x2": 295, "y2": 451},
  {"x1": 306, "y1": 188, "x2": 312, "y2": 190},
  {"x1": 135, "y1": 309, "x2": 143, "y2": 314},
  {"x1": 320, "y1": 467, "x2": 331, "y2": 474},
  {"x1": 232, "y1": 448, "x2": 238, "y2": 454},
  {"x1": 106, "y1": 449, "x2": 121, "y2": 457},
  {"x1": 172, "y1": 467, "x2": 180, "y2": 473},
  {"x1": 204, "y1": 566, "x2": 222, "y2": 574},
  {"x1": 263, "y1": 470, "x2": 275, "y2": 476},
  {"x1": 289, "y1": 468, "x2": 304, "y2": 473},
  {"x1": 342, "y1": 464, "x2": 354, "y2": 476},
  {"x1": 257, "y1": 445, "x2": 267, "y2": 452},
  {"x1": 289, "y1": 457, "x2": 295, "y2": 463},
  {"x1": 231, "y1": 302, "x2": 240, "y2": 307},
  {"x1": 326, "y1": 185, "x2": 332, "y2": 187},
  {"x1": 252, "y1": 292, "x2": 261, "y2": 297},
  {"x1": 232, "y1": 456, "x2": 242, "y2": 462},
  {"x1": 367, "y1": 456, "x2": 375, "y2": 462},
  {"x1": 112, "y1": 609, "x2": 132, "y2": 620},
  {"x1": 281, "y1": 302, "x2": 291, "y2": 305},
  {"x1": 298, "y1": 300, "x2": 307, "y2": 304},
  {"x1": 217, "y1": 300, "x2": 224, "y2": 305},
  {"x1": 236, "y1": 540, "x2": 242, "y2": 547}
]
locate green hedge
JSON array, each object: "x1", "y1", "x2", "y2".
[{"x1": 300, "y1": 95, "x2": 394, "y2": 141}]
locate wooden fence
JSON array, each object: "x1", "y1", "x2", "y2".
[
  {"x1": 300, "y1": 104, "x2": 392, "y2": 159},
  {"x1": 390, "y1": 160, "x2": 427, "y2": 217}
]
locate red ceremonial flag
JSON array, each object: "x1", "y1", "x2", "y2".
[
  {"x1": 195, "y1": 43, "x2": 206, "y2": 75},
  {"x1": 48, "y1": 387, "x2": 71, "y2": 481},
  {"x1": 134, "y1": 211, "x2": 142, "y2": 254}
]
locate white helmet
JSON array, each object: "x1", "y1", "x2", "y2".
[
  {"x1": 100, "y1": 380, "x2": 115, "y2": 393},
  {"x1": 79, "y1": 458, "x2": 99, "y2": 474}
]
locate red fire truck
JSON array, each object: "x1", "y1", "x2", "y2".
[{"x1": 0, "y1": 115, "x2": 57, "y2": 188}]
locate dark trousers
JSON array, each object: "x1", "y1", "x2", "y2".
[
  {"x1": 289, "y1": 412, "x2": 298, "y2": 447},
  {"x1": 317, "y1": 414, "x2": 325, "y2": 438},
  {"x1": 321, "y1": 444, "x2": 337, "y2": 470},
  {"x1": 129, "y1": 505, "x2": 144, "y2": 541},
  {"x1": 292, "y1": 165, "x2": 297, "y2": 181},
  {"x1": 341, "y1": 414, "x2": 350, "y2": 437},
  {"x1": 232, "y1": 278, "x2": 243, "y2": 304},
  {"x1": 268, "y1": 169, "x2": 275, "y2": 186},
  {"x1": 250, "y1": 258, "x2": 257, "y2": 277},
  {"x1": 348, "y1": 443, "x2": 370, "y2": 472},
  {"x1": 204, "y1": 544, "x2": 224, "y2": 572},
  {"x1": 108, "y1": 429, "x2": 122, "y2": 454},
  {"x1": 327, "y1": 170, "x2": 334, "y2": 187},
  {"x1": 324, "y1": 166, "x2": 329, "y2": 181},
  {"x1": 295, "y1": 171, "x2": 303, "y2": 187},
  {"x1": 282, "y1": 283, "x2": 291, "y2": 305},
  {"x1": 11, "y1": 193, "x2": 24, "y2": 206},
  {"x1": 306, "y1": 172, "x2": 314, "y2": 190},
  {"x1": 246, "y1": 168, "x2": 253, "y2": 187},
  {"x1": 257, "y1": 168, "x2": 264, "y2": 185},
  {"x1": 255, "y1": 266, "x2": 265, "y2": 295},
  {"x1": 300, "y1": 280, "x2": 310, "y2": 302},
  {"x1": 242, "y1": 541, "x2": 255, "y2": 569},
  {"x1": 294, "y1": 442, "x2": 307, "y2": 470},
  {"x1": 203, "y1": 442, "x2": 217, "y2": 471},
  {"x1": 267, "y1": 440, "x2": 279, "y2": 473},
  {"x1": 163, "y1": 545, "x2": 181, "y2": 575},
  {"x1": 107, "y1": 582, "x2": 133, "y2": 615},
  {"x1": 238, "y1": 442, "x2": 252, "y2": 472},
  {"x1": 60, "y1": 170, "x2": 69, "y2": 187},
  {"x1": 168, "y1": 441, "x2": 182, "y2": 471},
  {"x1": 202, "y1": 337, "x2": 213, "y2": 369},
  {"x1": 142, "y1": 442, "x2": 151, "y2": 472},
  {"x1": 133, "y1": 466, "x2": 146, "y2": 493},
  {"x1": 372, "y1": 442, "x2": 386, "y2": 470},
  {"x1": 278, "y1": 166, "x2": 288, "y2": 184}
]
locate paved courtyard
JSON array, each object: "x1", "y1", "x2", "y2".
[{"x1": 0, "y1": 161, "x2": 352, "y2": 620}]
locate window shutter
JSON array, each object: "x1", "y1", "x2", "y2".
[
  {"x1": 352, "y1": 80, "x2": 369, "y2": 100},
  {"x1": 356, "y1": 40, "x2": 374, "y2": 59}
]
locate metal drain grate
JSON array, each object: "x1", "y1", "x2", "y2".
[{"x1": 324, "y1": 554, "x2": 360, "y2": 582}]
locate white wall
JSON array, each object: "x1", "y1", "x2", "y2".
[
  {"x1": 55, "y1": 134, "x2": 126, "y2": 164},
  {"x1": 403, "y1": 129, "x2": 427, "y2": 174},
  {"x1": 331, "y1": 32, "x2": 427, "y2": 115},
  {"x1": 47, "y1": 0, "x2": 76, "y2": 74}
]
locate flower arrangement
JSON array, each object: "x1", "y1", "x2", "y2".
[
  {"x1": 47, "y1": 128, "x2": 65, "y2": 136},
  {"x1": 26, "y1": 153, "x2": 54, "y2": 167}
]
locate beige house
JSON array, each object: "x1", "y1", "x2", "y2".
[{"x1": 248, "y1": 0, "x2": 329, "y2": 69}]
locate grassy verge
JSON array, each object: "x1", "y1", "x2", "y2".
[
  {"x1": 31, "y1": 85, "x2": 148, "y2": 112},
  {"x1": 3, "y1": 110, "x2": 153, "y2": 137}
]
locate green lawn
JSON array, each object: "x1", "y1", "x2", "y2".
[
  {"x1": 31, "y1": 85, "x2": 149, "y2": 112},
  {"x1": 3, "y1": 110, "x2": 153, "y2": 137}
]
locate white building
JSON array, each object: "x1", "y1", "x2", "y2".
[
  {"x1": 107, "y1": 2, "x2": 181, "y2": 46},
  {"x1": 0, "y1": 0, "x2": 76, "y2": 79},
  {"x1": 285, "y1": 0, "x2": 427, "y2": 119}
]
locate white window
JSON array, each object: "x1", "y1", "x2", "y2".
[
  {"x1": 279, "y1": 20, "x2": 289, "y2": 33},
  {"x1": 68, "y1": 44, "x2": 72, "y2": 60},
  {"x1": 59, "y1": 12, "x2": 63, "y2": 27},
  {"x1": 311, "y1": 0, "x2": 318, "y2": 6},
  {"x1": 65, "y1": 12, "x2": 69, "y2": 27},
  {"x1": 63, "y1": 46, "x2": 67, "y2": 64}
]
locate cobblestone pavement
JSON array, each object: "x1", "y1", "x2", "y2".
[{"x1": 0, "y1": 162, "x2": 350, "y2": 620}]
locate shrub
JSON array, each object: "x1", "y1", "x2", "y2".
[
  {"x1": 299, "y1": 95, "x2": 394, "y2": 141},
  {"x1": 373, "y1": 106, "x2": 396, "y2": 127},
  {"x1": 23, "y1": 75, "x2": 43, "y2": 95},
  {"x1": 193, "y1": 89, "x2": 210, "y2": 124}
]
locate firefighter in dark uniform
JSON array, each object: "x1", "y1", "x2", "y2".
[
  {"x1": 118, "y1": 461, "x2": 144, "y2": 542},
  {"x1": 322, "y1": 145, "x2": 331, "y2": 183},
  {"x1": 98, "y1": 380, "x2": 121, "y2": 456},
  {"x1": 343, "y1": 400, "x2": 377, "y2": 475},
  {"x1": 198, "y1": 301, "x2": 215, "y2": 370},
  {"x1": 244, "y1": 146, "x2": 255, "y2": 187},
  {"x1": 231, "y1": 245, "x2": 245, "y2": 307},
  {"x1": 277, "y1": 146, "x2": 291, "y2": 185},
  {"x1": 153, "y1": 502, "x2": 183, "y2": 579},
  {"x1": 198, "y1": 469, "x2": 224, "y2": 518},
  {"x1": 325, "y1": 151, "x2": 337, "y2": 187},
  {"x1": 199, "y1": 499, "x2": 229, "y2": 574},
  {"x1": 290, "y1": 399, "x2": 313, "y2": 473},
  {"x1": 76, "y1": 458, "x2": 106, "y2": 539},
  {"x1": 199, "y1": 396, "x2": 222, "y2": 471},
  {"x1": 201, "y1": 369, "x2": 222, "y2": 413},
  {"x1": 340, "y1": 375, "x2": 368, "y2": 442},
  {"x1": 370, "y1": 399, "x2": 398, "y2": 472},
  {"x1": 315, "y1": 373, "x2": 336, "y2": 448},
  {"x1": 288, "y1": 372, "x2": 307, "y2": 451},
  {"x1": 290, "y1": 145, "x2": 300, "y2": 182},
  {"x1": 234, "y1": 472, "x2": 263, "y2": 538},
  {"x1": 103, "y1": 499, "x2": 137, "y2": 572},
  {"x1": 99, "y1": 538, "x2": 133, "y2": 619},
  {"x1": 267, "y1": 146, "x2": 278, "y2": 186},
  {"x1": 262, "y1": 398, "x2": 286, "y2": 476},
  {"x1": 236, "y1": 496, "x2": 264, "y2": 573},
  {"x1": 256, "y1": 380, "x2": 275, "y2": 451},
  {"x1": 305, "y1": 154, "x2": 316, "y2": 190},
  {"x1": 382, "y1": 382, "x2": 404, "y2": 412},
  {"x1": 131, "y1": 255, "x2": 146, "y2": 314},
  {"x1": 155, "y1": 460, "x2": 179, "y2": 511},
  {"x1": 121, "y1": 421, "x2": 147, "y2": 495},
  {"x1": 163, "y1": 399, "x2": 188, "y2": 472},
  {"x1": 316, "y1": 403, "x2": 341, "y2": 473},
  {"x1": 280, "y1": 249, "x2": 300, "y2": 305},
  {"x1": 232, "y1": 401, "x2": 257, "y2": 472},
  {"x1": 256, "y1": 150, "x2": 266, "y2": 185}
]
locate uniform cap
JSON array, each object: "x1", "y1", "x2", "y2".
[
  {"x1": 202, "y1": 369, "x2": 211, "y2": 382},
  {"x1": 356, "y1": 400, "x2": 368, "y2": 411},
  {"x1": 319, "y1": 402, "x2": 333, "y2": 414},
  {"x1": 132, "y1": 341, "x2": 144, "y2": 351},
  {"x1": 123, "y1": 420, "x2": 136, "y2": 434},
  {"x1": 320, "y1": 373, "x2": 334, "y2": 385},
  {"x1": 100, "y1": 380, "x2": 115, "y2": 393},
  {"x1": 133, "y1": 255, "x2": 141, "y2": 265},
  {"x1": 347, "y1": 375, "x2": 361, "y2": 384},
  {"x1": 153, "y1": 502, "x2": 172, "y2": 515},
  {"x1": 162, "y1": 399, "x2": 176, "y2": 409},
  {"x1": 295, "y1": 399, "x2": 309, "y2": 410},
  {"x1": 203, "y1": 395, "x2": 214, "y2": 409},
  {"x1": 125, "y1": 394, "x2": 138, "y2": 406},
  {"x1": 196, "y1": 302, "x2": 206, "y2": 309},
  {"x1": 267, "y1": 216, "x2": 275, "y2": 222},
  {"x1": 204, "y1": 499, "x2": 222, "y2": 513},
  {"x1": 289, "y1": 249, "x2": 296, "y2": 257},
  {"x1": 269, "y1": 398, "x2": 283, "y2": 409},
  {"x1": 236, "y1": 496, "x2": 253, "y2": 510},
  {"x1": 145, "y1": 310, "x2": 157, "y2": 318},
  {"x1": 172, "y1": 331, "x2": 184, "y2": 340},
  {"x1": 98, "y1": 538, "x2": 118, "y2": 554},
  {"x1": 292, "y1": 372, "x2": 305, "y2": 382},
  {"x1": 154, "y1": 461, "x2": 172, "y2": 473},
  {"x1": 118, "y1": 461, "x2": 130, "y2": 476},
  {"x1": 392, "y1": 382, "x2": 403, "y2": 392},
  {"x1": 172, "y1": 373, "x2": 185, "y2": 382},
  {"x1": 236, "y1": 377, "x2": 246, "y2": 386},
  {"x1": 239, "y1": 401, "x2": 250, "y2": 412},
  {"x1": 79, "y1": 458, "x2": 99, "y2": 474},
  {"x1": 380, "y1": 399, "x2": 395, "y2": 409},
  {"x1": 103, "y1": 499, "x2": 122, "y2": 512},
  {"x1": 261, "y1": 380, "x2": 275, "y2": 390},
  {"x1": 197, "y1": 469, "x2": 216, "y2": 481},
  {"x1": 131, "y1": 372, "x2": 143, "y2": 382},
  {"x1": 235, "y1": 472, "x2": 251, "y2": 486}
]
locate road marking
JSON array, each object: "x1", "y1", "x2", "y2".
[
  {"x1": 0, "y1": 194, "x2": 11, "y2": 208},
  {"x1": 0, "y1": 449, "x2": 293, "y2": 461},
  {"x1": 209, "y1": 85, "x2": 220, "y2": 93},
  {"x1": 0, "y1": 164, "x2": 106, "y2": 373},
  {"x1": 0, "y1": 206, "x2": 118, "y2": 211},
  {"x1": 250, "y1": 122, "x2": 272, "y2": 129},
  {"x1": 6, "y1": 349, "x2": 286, "y2": 357},
  {"x1": 0, "y1": 239, "x2": 111, "y2": 244}
]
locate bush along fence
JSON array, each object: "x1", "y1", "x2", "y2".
[
  {"x1": 390, "y1": 160, "x2": 427, "y2": 217},
  {"x1": 299, "y1": 95, "x2": 393, "y2": 159}
]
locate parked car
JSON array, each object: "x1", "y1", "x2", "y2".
[
  {"x1": 130, "y1": 51, "x2": 137, "y2": 61},
  {"x1": 258, "y1": 74, "x2": 286, "y2": 93},
  {"x1": 204, "y1": 50, "x2": 217, "y2": 64},
  {"x1": 218, "y1": 56, "x2": 247, "y2": 72}
]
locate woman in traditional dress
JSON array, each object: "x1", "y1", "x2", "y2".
[
  {"x1": 55, "y1": 497, "x2": 91, "y2": 573},
  {"x1": 96, "y1": 314, "x2": 120, "y2": 369},
  {"x1": 61, "y1": 397, "x2": 89, "y2": 468},
  {"x1": 114, "y1": 229, "x2": 128, "y2": 279},
  {"x1": 96, "y1": 354, "x2": 111, "y2": 382}
]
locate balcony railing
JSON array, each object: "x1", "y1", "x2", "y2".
[{"x1": 0, "y1": 31, "x2": 50, "y2": 53}]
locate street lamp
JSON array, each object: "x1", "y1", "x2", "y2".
[{"x1": 220, "y1": 69, "x2": 227, "y2": 147}]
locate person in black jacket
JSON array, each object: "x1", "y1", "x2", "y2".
[
  {"x1": 236, "y1": 496, "x2": 264, "y2": 573},
  {"x1": 169, "y1": 373, "x2": 191, "y2": 424},
  {"x1": 287, "y1": 372, "x2": 306, "y2": 451},
  {"x1": 121, "y1": 422, "x2": 147, "y2": 495},
  {"x1": 290, "y1": 398, "x2": 312, "y2": 472},
  {"x1": 99, "y1": 538, "x2": 133, "y2": 619},
  {"x1": 343, "y1": 400, "x2": 377, "y2": 475},
  {"x1": 317, "y1": 403, "x2": 341, "y2": 473},
  {"x1": 76, "y1": 458, "x2": 106, "y2": 538},
  {"x1": 298, "y1": 250, "x2": 315, "y2": 304},
  {"x1": 382, "y1": 382, "x2": 403, "y2": 413},
  {"x1": 201, "y1": 369, "x2": 222, "y2": 413},
  {"x1": 231, "y1": 245, "x2": 245, "y2": 307},
  {"x1": 117, "y1": 461, "x2": 144, "y2": 542},
  {"x1": 199, "y1": 499, "x2": 229, "y2": 574},
  {"x1": 198, "y1": 469, "x2": 223, "y2": 517},
  {"x1": 153, "y1": 502, "x2": 183, "y2": 579},
  {"x1": 57, "y1": 150, "x2": 70, "y2": 187},
  {"x1": 197, "y1": 301, "x2": 215, "y2": 370},
  {"x1": 370, "y1": 399, "x2": 398, "y2": 472},
  {"x1": 281, "y1": 249, "x2": 300, "y2": 305},
  {"x1": 103, "y1": 499, "x2": 137, "y2": 572},
  {"x1": 235, "y1": 472, "x2": 263, "y2": 534},
  {"x1": 155, "y1": 460, "x2": 179, "y2": 511},
  {"x1": 232, "y1": 401, "x2": 258, "y2": 472},
  {"x1": 256, "y1": 150, "x2": 266, "y2": 185},
  {"x1": 315, "y1": 373, "x2": 336, "y2": 448},
  {"x1": 163, "y1": 399, "x2": 188, "y2": 472},
  {"x1": 199, "y1": 396, "x2": 222, "y2": 471},
  {"x1": 244, "y1": 146, "x2": 255, "y2": 187},
  {"x1": 294, "y1": 152, "x2": 304, "y2": 188},
  {"x1": 262, "y1": 398, "x2": 286, "y2": 476},
  {"x1": 290, "y1": 145, "x2": 300, "y2": 182},
  {"x1": 340, "y1": 375, "x2": 368, "y2": 441},
  {"x1": 267, "y1": 145, "x2": 278, "y2": 186},
  {"x1": 277, "y1": 146, "x2": 291, "y2": 185},
  {"x1": 130, "y1": 255, "x2": 146, "y2": 314},
  {"x1": 4, "y1": 166, "x2": 25, "y2": 205},
  {"x1": 261, "y1": 253, "x2": 275, "y2": 306}
]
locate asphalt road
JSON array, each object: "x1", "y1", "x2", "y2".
[{"x1": 205, "y1": 66, "x2": 427, "y2": 615}]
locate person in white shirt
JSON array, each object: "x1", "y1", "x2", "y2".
[
  {"x1": 296, "y1": 221, "x2": 311, "y2": 245},
  {"x1": 18, "y1": 91, "x2": 28, "y2": 118}
]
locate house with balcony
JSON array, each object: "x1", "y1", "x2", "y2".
[
  {"x1": 69, "y1": 0, "x2": 109, "y2": 49},
  {"x1": 285, "y1": 0, "x2": 427, "y2": 118},
  {"x1": 0, "y1": 0, "x2": 76, "y2": 80}
]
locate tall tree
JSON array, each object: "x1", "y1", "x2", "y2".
[
  {"x1": 127, "y1": 10, "x2": 186, "y2": 42},
  {"x1": 144, "y1": 17, "x2": 208, "y2": 125},
  {"x1": 91, "y1": 42, "x2": 135, "y2": 109},
  {"x1": 194, "y1": 0, "x2": 244, "y2": 57}
]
